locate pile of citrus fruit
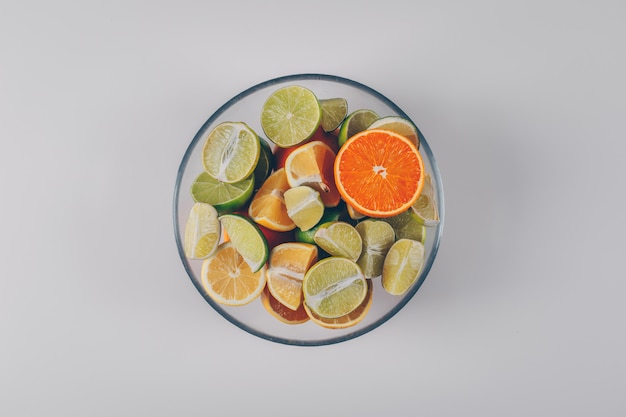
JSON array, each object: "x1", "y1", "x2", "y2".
[{"x1": 183, "y1": 85, "x2": 439, "y2": 328}]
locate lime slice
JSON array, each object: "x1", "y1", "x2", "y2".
[
  {"x1": 219, "y1": 214, "x2": 268, "y2": 272},
  {"x1": 302, "y1": 257, "x2": 367, "y2": 319},
  {"x1": 202, "y1": 121, "x2": 260, "y2": 183},
  {"x1": 367, "y1": 116, "x2": 420, "y2": 149},
  {"x1": 253, "y1": 139, "x2": 274, "y2": 189},
  {"x1": 183, "y1": 203, "x2": 221, "y2": 259},
  {"x1": 337, "y1": 109, "x2": 379, "y2": 147},
  {"x1": 313, "y1": 221, "x2": 362, "y2": 262},
  {"x1": 190, "y1": 171, "x2": 254, "y2": 214},
  {"x1": 284, "y1": 185, "x2": 325, "y2": 232},
  {"x1": 355, "y1": 219, "x2": 395, "y2": 279},
  {"x1": 382, "y1": 239, "x2": 425, "y2": 295},
  {"x1": 411, "y1": 173, "x2": 439, "y2": 226},
  {"x1": 294, "y1": 204, "x2": 345, "y2": 244},
  {"x1": 261, "y1": 85, "x2": 321, "y2": 148},
  {"x1": 381, "y1": 210, "x2": 426, "y2": 243},
  {"x1": 319, "y1": 98, "x2": 348, "y2": 132}
]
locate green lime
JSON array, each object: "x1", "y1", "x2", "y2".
[
  {"x1": 367, "y1": 115, "x2": 420, "y2": 149},
  {"x1": 382, "y1": 239, "x2": 425, "y2": 295},
  {"x1": 260, "y1": 85, "x2": 321, "y2": 148},
  {"x1": 302, "y1": 257, "x2": 367, "y2": 319},
  {"x1": 190, "y1": 171, "x2": 254, "y2": 214},
  {"x1": 294, "y1": 204, "x2": 345, "y2": 244},
  {"x1": 411, "y1": 173, "x2": 439, "y2": 227},
  {"x1": 381, "y1": 210, "x2": 426, "y2": 243},
  {"x1": 337, "y1": 109, "x2": 379, "y2": 147},
  {"x1": 183, "y1": 203, "x2": 221, "y2": 259},
  {"x1": 355, "y1": 219, "x2": 395, "y2": 279},
  {"x1": 313, "y1": 221, "x2": 362, "y2": 262},
  {"x1": 218, "y1": 214, "x2": 268, "y2": 272},
  {"x1": 283, "y1": 185, "x2": 325, "y2": 232},
  {"x1": 253, "y1": 139, "x2": 274, "y2": 189},
  {"x1": 319, "y1": 97, "x2": 348, "y2": 132},
  {"x1": 202, "y1": 121, "x2": 260, "y2": 183}
]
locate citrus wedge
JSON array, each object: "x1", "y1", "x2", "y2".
[
  {"x1": 261, "y1": 85, "x2": 321, "y2": 148},
  {"x1": 284, "y1": 185, "x2": 324, "y2": 232},
  {"x1": 337, "y1": 109, "x2": 379, "y2": 147},
  {"x1": 355, "y1": 219, "x2": 395, "y2": 279},
  {"x1": 334, "y1": 129, "x2": 425, "y2": 218},
  {"x1": 302, "y1": 257, "x2": 367, "y2": 319},
  {"x1": 294, "y1": 204, "x2": 345, "y2": 244},
  {"x1": 190, "y1": 171, "x2": 254, "y2": 214},
  {"x1": 201, "y1": 121, "x2": 260, "y2": 183},
  {"x1": 183, "y1": 203, "x2": 221, "y2": 259},
  {"x1": 284, "y1": 140, "x2": 340, "y2": 207},
  {"x1": 382, "y1": 238, "x2": 425, "y2": 295},
  {"x1": 313, "y1": 221, "x2": 362, "y2": 262},
  {"x1": 266, "y1": 242, "x2": 318, "y2": 311},
  {"x1": 319, "y1": 97, "x2": 348, "y2": 132},
  {"x1": 248, "y1": 168, "x2": 296, "y2": 232},
  {"x1": 304, "y1": 279, "x2": 373, "y2": 329},
  {"x1": 200, "y1": 242, "x2": 266, "y2": 306},
  {"x1": 261, "y1": 286, "x2": 309, "y2": 325},
  {"x1": 218, "y1": 214, "x2": 268, "y2": 272}
]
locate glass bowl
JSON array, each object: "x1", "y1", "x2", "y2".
[{"x1": 173, "y1": 74, "x2": 444, "y2": 346}]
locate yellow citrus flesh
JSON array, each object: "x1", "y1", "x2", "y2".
[
  {"x1": 382, "y1": 239, "x2": 425, "y2": 295},
  {"x1": 183, "y1": 203, "x2": 220, "y2": 259},
  {"x1": 266, "y1": 242, "x2": 318, "y2": 311},
  {"x1": 248, "y1": 168, "x2": 296, "y2": 232},
  {"x1": 284, "y1": 185, "x2": 325, "y2": 232},
  {"x1": 304, "y1": 279, "x2": 373, "y2": 329}
]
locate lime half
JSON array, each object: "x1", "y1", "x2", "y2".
[
  {"x1": 367, "y1": 116, "x2": 420, "y2": 149},
  {"x1": 261, "y1": 85, "x2": 321, "y2": 148},
  {"x1": 319, "y1": 98, "x2": 348, "y2": 132},
  {"x1": 382, "y1": 239, "x2": 425, "y2": 295},
  {"x1": 202, "y1": 121, "x2": 260, "y2": 183},
  {"x1": 313, "y1": 221, "x2": 362, "y2": 262},
  {"x1": 355, "y1": 219, "x2": 395, "y2": 279},
  {"x1": 183, "y1": 203, "x2": 221, "y2": 259},
  {"x1": 219, "y1": 214, "x2": 268, "y2": 272},
  {"x1": 190, "y1": 171, "x2": 254, "y2": 214}
]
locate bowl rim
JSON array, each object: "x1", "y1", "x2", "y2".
[{"x1": 173, "y1": 73, "x2": 445, "y2": 346}]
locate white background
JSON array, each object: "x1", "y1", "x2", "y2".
[{"x1": 2, "y1": 1, "x2": 625, "y2": 415}]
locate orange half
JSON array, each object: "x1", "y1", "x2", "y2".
[{"x1": 334, "y1": 129, "x2": 424, "y2": 218}]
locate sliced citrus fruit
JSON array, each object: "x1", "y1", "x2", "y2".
[
  {"x1": 411, "y1": 173, "x2": 439, "y2": 226},
  {"x1": 313, "y1": 221, "x2": 362, "y2": 262},
  {"x1": 302, "y1": 257, "x2": 367, "y2": 319},
  {"x1": 367, "y1": 116, "x2": 420, "y2": 148},
  {"x1": 183, "y1": 202, "x2": 221, "y2": 259},
  {"x1": 190, "y1": 171, "x2": 254, "y2": 214},
  {"x1": 334, "y1": 129, "x2": 425, "y2": 218},
  {"x1": 294, "y1": 203, "x2": 345, "y2": 244},
  {"x1": 319, "y1": 98, "x2": 348, "y2": 133},
  {"x1": 261, "y1": 286, "x2": 309, "y2": 325},
  {"x1": 252, "y1": 139, "x2": 274, "y2": 190},
  {"x1": 355, "y1": 219, "x2": 395, "y2": 279},
  {"x1": 337, "y1": 109, "x2": 379, "y2": 147},
  {"x1": 284, "y1": 140, "x2": 340, "y2": 207},
  {"x1": 346, "y1": 204, "x2": 366, "y2": 220},
  {"x1": 201, "y1": 121, "x2": 260, "y2": 183},
  {"x1": 381, "y1": 210, "x2": 426, "y2": 243},
  {"x1": 304, "y1": 279, "x2": 373, "y2": 329},
  {"x1": 284, "y1": 185, "x2": 324, "y2": 232},
  {"x1": 266, "y1": 242, "x2": 318, "y2": 311},
  {"x1": 248, "y1": 168, "x2": 296, "y2": 232},
  {"x1": 382, "y1": 238, "x2": 425, "y2": 295},
  {"x1": 218, "y1": 214, "x2": 268, "y2": 272},
  {"x1": 200, "y1": 242, "x2": 266, "y2": 306},
  {"x1": 260, "y1": 85, "x2": 321, "y2": 148}
]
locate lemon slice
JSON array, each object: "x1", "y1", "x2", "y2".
[
  {"x1": 202, "y1": 121, "x2": 261, "y2": 183},
  {"x1": 337, "y1": 109, "x2": 379, "y2": 147},
  {"x1": 183, "y1": 203, "x2": 221, "y2": 259},
  {"x1": 319, "y1": 98, "x2": 348, "y2": 132},
  {"x1": 283, "y1": 185, "x2": 325, "y2": 232},
  {"x1": 355, "y1": 219, "x2": 395, "y2": 279},
  {"x1": 382, "y1": 239, "x2": 425, "y2": 295},
  {"x1": 219, "y1": 214, "x2": 268, "y2": 272},
  {"x1": 411, "y1": 173, "x2": 440, "y2": 227},
  {"x1": 261, "y1": 85, "x2": 321, "y2": 148},
  {"x1": 367, "y1": 116, "x2": 420, "y2": 149},
  {"x1": 313, "y1": 221, "x2": 362, "y2": 262},
  {"x1": 303, "y1": 257, "x2": 367, "y2": 319},
  {"x1": 190, "y1": 171, "x2": 254, "y2": 214}
]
